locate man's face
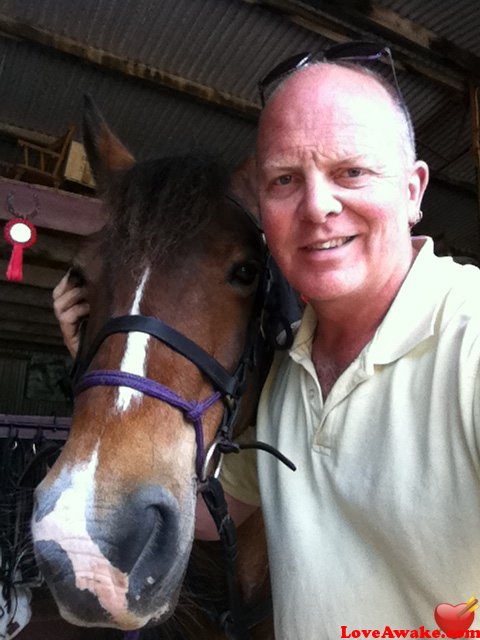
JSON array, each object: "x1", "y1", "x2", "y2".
[{"x1": 256, "y1": 65, "x2": 428, "y2": 309}]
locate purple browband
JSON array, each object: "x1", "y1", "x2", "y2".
[{"x1": 74, "y1": 369, "x2": 221, "y2": 477}]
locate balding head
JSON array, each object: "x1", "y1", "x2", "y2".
[{"x1": 257, "y1": 62, "x2": 416, "y2": 168}]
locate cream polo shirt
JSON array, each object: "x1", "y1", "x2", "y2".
[{"x1": 221, "y1": 237, "x2": 480, "y2": 639}]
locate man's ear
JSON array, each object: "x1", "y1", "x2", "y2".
[
  {"x1": 407, "y1": 160, "x2": 429, "y2": 227},
  {"x1": 231, "y1": 155, "x2": 260, "y2": 221}
]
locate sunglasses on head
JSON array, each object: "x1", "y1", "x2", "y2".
[{"x1": 258, "y1": 41, "x2": 403, "y2": 107}]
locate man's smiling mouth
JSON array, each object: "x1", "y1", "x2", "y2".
[{"x1": 306, "y1": 236, "x2": 355, "y2": 250}]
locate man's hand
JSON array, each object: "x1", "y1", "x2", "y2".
[{"x1": 52, "y1": 271, "x2": 90, "y2": 357}]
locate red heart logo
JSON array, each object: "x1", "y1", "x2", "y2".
[{"x1": 434, "y1": 602, "x2": 475, "y2": 638}]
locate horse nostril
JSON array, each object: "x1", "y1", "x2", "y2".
[{"x1": 96, "y1": 486, "x2": 182, "y2": 580}]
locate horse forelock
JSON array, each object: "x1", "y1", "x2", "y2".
[{"x1": 101, "y1": 155, "x2": 230, "y2": 272}]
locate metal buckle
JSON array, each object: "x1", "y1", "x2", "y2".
[{"x1": 199, "y1": 437, "x2": 224, "y2": 484}]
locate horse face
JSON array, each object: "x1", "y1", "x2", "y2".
[{"x1": 32, "y1": 100, "x2": 264, "y2": 630}]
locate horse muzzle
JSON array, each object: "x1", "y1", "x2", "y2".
[{"x1": 32, "y1": 479, "x2": 195, "y2": 629}]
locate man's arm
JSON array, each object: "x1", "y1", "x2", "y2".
[{"x1": 195, "y1": 491, "x2": 258, "y2": 541}]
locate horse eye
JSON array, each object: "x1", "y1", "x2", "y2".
[{"x1": 230, "y1": 261, "x2": 260, "y2": 286}]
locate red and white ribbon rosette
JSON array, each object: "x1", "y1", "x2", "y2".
[{"x1": 4, "y1": 217, "x2": 37, "y2": 282}]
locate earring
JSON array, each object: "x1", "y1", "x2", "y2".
[{"x1": 410, "y1": 210, "x2": 423, "y2": 227}]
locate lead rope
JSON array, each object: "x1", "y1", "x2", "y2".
[
  {"x1": 200, "y1": 476, "x2": 250, "y2": 640},
  {"x1": 197, "y1": 440, "x2": 295, "y2": 640}
]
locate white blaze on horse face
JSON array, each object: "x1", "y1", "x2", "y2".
[
  {"x1": 32, "y1": 448, "x2": 136, "y2": 626},
  {"x1": 117, "y1": 267, "x2": 151, "y2": 412}
]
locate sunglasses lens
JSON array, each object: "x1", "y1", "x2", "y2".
[
  {"x1": 324, "y1": 41, "x2": 383, "y2": 61},
  {"x1": 259, "y1": 52, "x2": 313, "y2": 104}
]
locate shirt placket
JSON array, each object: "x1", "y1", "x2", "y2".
[{"x1": 296, "y1": 351, "x2": 372, "y2": 453}]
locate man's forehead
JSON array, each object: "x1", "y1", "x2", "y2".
[
  {"x1": 258, "y1": 110, "x2": 400, "y2": 165},
  {"x1": 270, "y1": 63, "x2": 392, "y2": 108},
  {"x1": 258, "y1": 139, "x2": 390, "y2": 175}
]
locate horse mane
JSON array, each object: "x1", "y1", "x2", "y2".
[{"x1": 101, "y1": 155, "x2": 230, "y2": 272}]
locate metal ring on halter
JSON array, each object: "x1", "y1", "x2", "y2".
[{"x1": 200, "y1": 438, "x2": 225, "y2": 484}]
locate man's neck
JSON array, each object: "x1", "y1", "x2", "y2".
[
  {"x1": 311, "y1": 305, "x2": 381, "y2": 400},
  {"x1": 310, "y1": 248, "x2": 419, "y2": 399}
]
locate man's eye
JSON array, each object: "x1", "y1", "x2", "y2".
[
  {"x1": 345, "y1": 168, "x2": 363, "y2": 178},
  {"x1": 275, "y1": 175, "x2": 292, "y2": 185}
]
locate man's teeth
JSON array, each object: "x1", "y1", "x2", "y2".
[{"x1": 312, "y1": 237, "x2": 350, "y2": 250}]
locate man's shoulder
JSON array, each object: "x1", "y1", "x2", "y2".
[
  {"x1": 411, "y1": 243, "x2": 480, "y2": 322},
  {"x1": 427, "y1": 260, "x2": 480, "y2": 360},
  {"x1": 437, "y1": 260, "x2": 480, "y2": 317}
]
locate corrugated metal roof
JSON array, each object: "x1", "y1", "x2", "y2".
[
  {"x1": 383, "y1": 0, "x2": 480, "y2": 56},
  {"x1": 1, "y1": 0, "x2": 324, "y2": 102}
]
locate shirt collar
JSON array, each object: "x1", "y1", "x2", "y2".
[
  {"x1": 365, "y1": 236, "x2": 457, "y2": 366},
  {"x1": 289, "y1": 304, "x2": 316, "y2": 365}
]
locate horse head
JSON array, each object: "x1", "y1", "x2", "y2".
[{"x1": 31, "y1": 97, "x2": 268, "y2": 631}]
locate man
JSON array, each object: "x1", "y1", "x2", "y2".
[{"x1": 54, "y1": 59, "x2": 480, "y2": 638}]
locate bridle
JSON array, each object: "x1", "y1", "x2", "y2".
[
  {"x1": 71, "y1": 196, "x2": 296, "y2": 640},
  {"x1": 72, "y1": 309, "x2": 262, "y2": 480}
]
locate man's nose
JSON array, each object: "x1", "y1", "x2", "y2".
[{"x1": 300, "y1": 175, "x2": 342, "y2": 222}]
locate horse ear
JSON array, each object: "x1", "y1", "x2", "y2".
[
  {"x1": 82, "y1": 95, "x2": 135, "y2": 183},
  {"x1": 231, "y1": 156, "x2": 260, "y2": 221}
]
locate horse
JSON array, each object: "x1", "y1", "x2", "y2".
[{"x1": 30, "y1": 98, "x2": 283, "y2": 638}]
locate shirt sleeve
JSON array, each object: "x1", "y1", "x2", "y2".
[{"x1": 219, "y1": 426, "x2": 261, "y2": 506}]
